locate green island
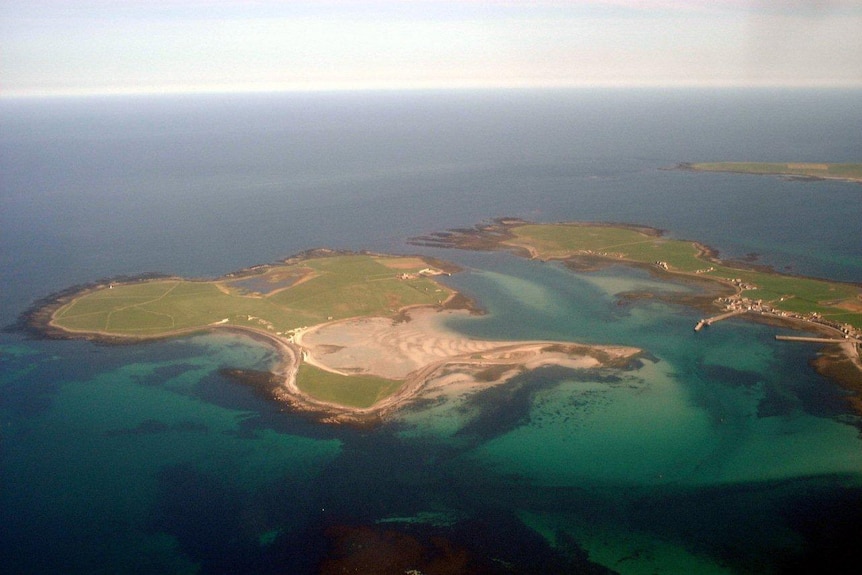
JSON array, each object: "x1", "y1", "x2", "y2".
[
  {"x1": 410, "y1": 219, "x2": 862, "y2": 403},
  {"x1": 27, "y1": 247, "x2": 641, "y2": 423},
  {"x1": 679, "y1": 162, "x2": 862, "y2": 183},
  {"x1": 24, "y1": 221, "x2": 862, "y2": 420},
  {"x1": 48, "y1": 250, "x2": 455, "y2": 336}
]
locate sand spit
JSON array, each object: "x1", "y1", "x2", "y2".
[
  {"x1": 288, "y1": 307, "x2": 641, "y2": 423},
  {"x1": 24, "y1": 302, "x2": 640, "y2": 424}
]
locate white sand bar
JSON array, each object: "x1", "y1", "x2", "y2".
[
  {"x1": 295, "y1": 307, "x2": 641, "y2": 417},
  {"x1": 298, "y1": 308, "x2": 509, "y2": 379}
]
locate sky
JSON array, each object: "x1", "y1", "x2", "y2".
[{"x1": 1, "y1": 0, "x2": 861, "y2": 97}]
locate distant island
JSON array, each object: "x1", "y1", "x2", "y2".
[
  {"x1": 677, "y1": 162, "x2": 862, "y2": 183},
  {"x1": 18, "y1": 248, "x2": 640, "y2": 424},
  {"x1": 19, "y1": 220, "x2": 862, "y2": 420}
]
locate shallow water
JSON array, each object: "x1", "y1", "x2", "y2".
[
  {"x1": 390, "y1": 259, "x2": 862, "y2": 573},
  {"x1": 2, "y1": 89, "x2": 861, "y2": 573}
]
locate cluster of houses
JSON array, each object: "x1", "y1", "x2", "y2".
[
  {"x1": 644, "y1": 259, "x2": 859, "y2": 344},
  {"x1": 397, "y1": 268, "x2": 448, "y2": 280},
  {"x1": 727, "y1": 277, "x2": 758, "y2": 291},
  {"x1": 716, "y1": 294, "x2": 860, "y2": 341}
]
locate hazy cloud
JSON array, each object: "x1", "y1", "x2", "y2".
[{"x1": 2, "y1": 0, "x2": 860, "y2": 96}]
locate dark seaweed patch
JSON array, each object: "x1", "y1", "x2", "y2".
[{"x1": 456, "y1": 367, "x2": 621, "y2": 442}]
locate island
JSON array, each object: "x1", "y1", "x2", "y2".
[
  {"x1": 19, "y1": 221, "x2": 862, "y2": 420},
  {"x1": 18, "y1": 248, "x2": 641, "y2": 424},
  {"x1": 410, "y1": 219, "x2": 862, "y2": 409},
  {"x1": 676, "y1": 162, "x2": 862, "y2": 183}
]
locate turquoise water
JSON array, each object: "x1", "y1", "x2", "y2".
[
  {"x1": 2, "y1": 90, "x2": 861, "y2": 573},
  {"x1": 397, "y1": 255, "x2": 862, "y2": 573},
  {"x1": 1, "y1": 334, "x2": 342, "y2": 573}
]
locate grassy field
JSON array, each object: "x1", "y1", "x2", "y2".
[
  {"x1": 52, "y1": 254, "x2": 453, "y2": 336},
  {"x1": 49, "y1": 254, "x2": 455, "y2": 408},
  {"x1": 508, "y1": 224, "x2": 706, "y2": 272},
  {"x1": 47, "y1": 231, "x2": 861, "y2": 410},
  {"x1": 295, "y1": 364, "x2": 402, "y2": 408},
  {"x1": 688, "y1": 162, "x2": 862, "y2": 182},
  {"x1": 268, "y1": 255, "x2": 447, "y2": 321},
  {"x1": 508, "y1": 224, "x2": 862, "y2": 329}
]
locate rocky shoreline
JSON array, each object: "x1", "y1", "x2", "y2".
[{"x1": 6, "y1": 272, "x2": 176, "y2": 341}]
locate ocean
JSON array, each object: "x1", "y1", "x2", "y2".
[{"x1": 1, "y1": 88, "x2": 861, "y2": 574}]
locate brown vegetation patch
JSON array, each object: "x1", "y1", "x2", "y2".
[
  {"x1": 378, "y1": 257, "x2": 428, "y2": 270},
  {"x1": 835, "y1": 299, "x2": 862, "y2": 313}
]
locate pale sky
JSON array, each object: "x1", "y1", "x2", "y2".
[{"x1": 2, "y1": 0, "x2": 861, "y2": 96}]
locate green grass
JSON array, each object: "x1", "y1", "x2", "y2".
[
  {"x1": 296, "y1": 364, "x2": 403, "y2": 408},
  {"x1": 51, "y1": 254, "x2": 453, "y2": 335},
  {"x1": 508, "y1": 223, "x2": 862, "y2": 329},
  {"x1": 689, "y1": 162, "x2": 862, "y2": 181},
  {"x1": 48, "y1": 254, "x2": 452, "y2": 409},
  {"x1": 54, "y1": 281, "x2": 240, "y2": 333},
  {"x1": 509, "y1": 224, "x2": 652, "y2": 256},
  {"x1": 510, "y1": 224, "x2": 705, "y2": 271},
  {"x1": 268, "y1": 256, "x2": 447, "y2": 321}
]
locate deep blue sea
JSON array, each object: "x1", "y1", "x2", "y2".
[{"x1": 1, "y1": 89, "x2": 861, "y2": 574}]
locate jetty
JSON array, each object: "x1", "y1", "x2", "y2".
[
  {"x1": 694, "y1": 309, "x2": 747, "y2": 332},
  {"x1": 775, "y1": 335, "x2": 861, "y2": 345}
]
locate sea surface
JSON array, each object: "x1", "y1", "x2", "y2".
[{"x1": 1, "y1": 89, "x2": 861, "y2": 574}]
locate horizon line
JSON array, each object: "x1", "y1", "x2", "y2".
[{"x1": 4, "y1": 80, "x2": 862, "y2": 100}]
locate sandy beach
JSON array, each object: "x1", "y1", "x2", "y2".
[
  {"x1": 288, "y1": 307, "x2": 641, "y2": 420},
  {"x1": 24, "y1": 260, "x2": 641, "y2": 423}
]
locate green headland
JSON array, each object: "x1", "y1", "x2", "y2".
[
  {"x1": 37, "y1": 251, "x2": 459, "y2": 413},
  {"x1": 48, "y1": 251, "x2": 455, "y2": 337},
  {"x1": 679, "y1": 162, "x2": 862, "y2": 183},
  {"x1": 411, "y1": 219, "x2": 862, "y2": 399},
  {"x1": 412, "y1": 220, "x2": 861, "y2": 331},
  {"x1": 506, "y1": 223, "x2": 862, "y2": 331}
]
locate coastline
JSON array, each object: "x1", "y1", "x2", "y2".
[
  {"x1": 672, "y1": 162, "x2": 862, "y2": 184},
  {"x1": 216, "y1": 308, "x2": 642, "y2": 425},
  {"x1": 290, "y1": 307, "x2": 642, "y2": 423},
  {"x1": 411, "y1": 219, "x2": 862, "y2": 406},
  {"x1": 13, "y1": 220, "x2": 860, "y2": 420},
  {"x1": 6, "y1": 272, "x2": 179, "y2": 342},
  {"x1": 10, "y1": 247, "x2": 467, "y2": 340},
  {"x1": 12, "y1": 252, "x2": 640, "y2": 425}
]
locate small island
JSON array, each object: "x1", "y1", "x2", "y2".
[
  {"x1": 19, "y1": 248, "x2": 641, "y2": 424},
  {"x1": 677, "y1": 162, "x2": 862, "y2": 184},
  {"x1": 411, "y1": 219, "x2": 862, "y2": 408}
]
